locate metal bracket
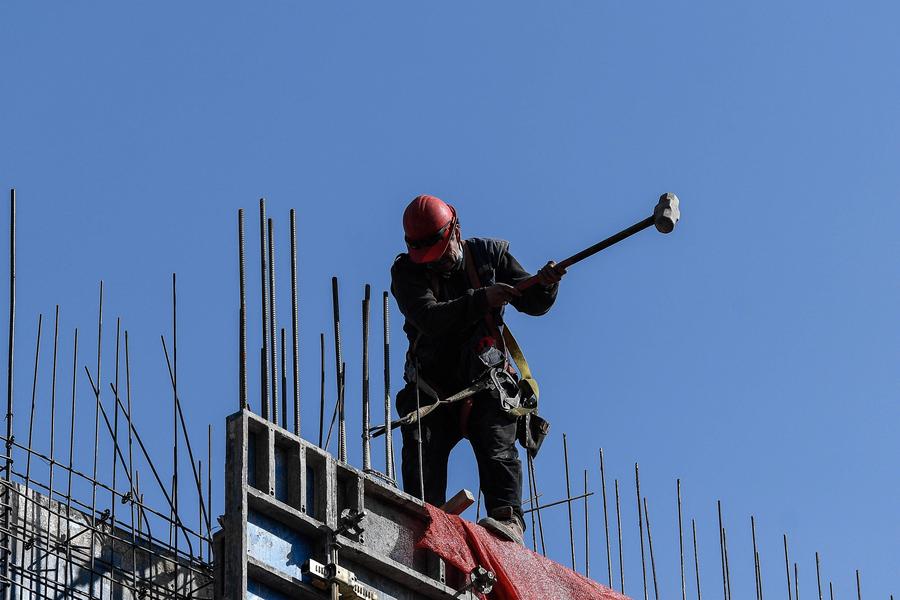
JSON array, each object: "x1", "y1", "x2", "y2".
[
  {"x1": 457, "y1": 565, "x2": 496, "y2": 595},
  {"x1": 303, "y1": 558, "x2": 379, "y2": 600},
  {"x1": 336, "y1": 508, "x2": 366, "y2": 537}
]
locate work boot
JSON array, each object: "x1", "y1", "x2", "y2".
[{"x1": 479, "y1": 506, "x2": 524, "y2": 545}]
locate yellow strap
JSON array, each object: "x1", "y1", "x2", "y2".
[{"x1": 502, "y1": 326, "x2": 539, "y2": 401}]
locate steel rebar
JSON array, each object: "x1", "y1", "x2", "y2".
[
  {"x1": 413, "y1": 360, "x2": 424, "y2": 500},
  {"x1": 752, "y1": 516, "x2": 761, "y2": 600},
  {"x1": 290, "y1": 209, "x2": 300, "y2": 435},
  {"x1": 693, "y1": 518, "x2": 702, "y2": 600},
  {"x1": 362, "y1": 285, "x2": 371, "y2": 472},
  {"x1": 1, "y1": 188, "x2": 14, "y2": 598},
  {"x1": 159, "y1": 337, "x2": 211, "y2": 535},
  {"x1": 22, "y1": 313, "x2": 42, "y2": 598},
  {"x1": 267, "y1": 218, "x2": 279, "y2": 425},
  {"x1": 111, "y1": 317, "x2": 120, "y2": 525},
  {"x1": 718, "y1": 501, "x2": 727, "y2": 600},
  {"x1": 637, "y1": 463, "x2": 648, "y2": 600},
  {"x1": 529, "y1": 453, "x2": 546, "y2": 556},
  {"x1": 382, "y1": 291, "x2": 394, "y2": 481},
  {"x1": 785, "y1": 534, "x2": 793, "y2": 600},
  {"x1": 724, "y1": 527, "x2": 732, "y2": 600},
  {"x1": 89, "y1": 281, "x2": 102, "y2": 597},
  {"x1": 616, "y1": 478, "x2": 625, "y2": 594},
  {"x1": 238, "y1": 209, "x2": 247, "y2": 410},
  {"x1": 258, "y1": 199, "x2": 270, "y2": 419},
  {"x1": 584, "y1": 469, "x2": 590, "y2": 578},
  {"x1": 600, "y1": 448, "x2": 612, "y2": 587},
  {"x1": 644, "y1": 497, "x2": 660, "y2": 600},
  {"x1": 526, "y1": 453, "x2": 538, "y2": 552},
  {"x1": 281, "y1": 328, "x2": 287, "y2": 426},
  {"x1": 319, "y1": 333, "x2": 325, "y2": 448},
  {"x1": 563, "y1": 434, "x2": 576, "y2": 571},
  {"x1": 678, "y1": 480, "x2": 686, "y2": 600},
  {"x1": 816, "y1": 553, "x2": 823, "y2": 600}
]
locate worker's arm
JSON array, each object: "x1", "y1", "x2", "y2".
[
  {"x1": 390, "y1": 257, "x2": 490, "y2": 337},
  {"x1": 497, "y1": 247, "x2": 560, "y2": 316}
]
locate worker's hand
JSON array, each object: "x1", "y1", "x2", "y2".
[
  {"x1": 484, "y1": 283, "x2": 522, "y2": 308},
  {"x1": 537, "y1": 261, "x2": 567, "y2": 286}
]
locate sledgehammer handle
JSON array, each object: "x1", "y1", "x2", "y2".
[{"x1": 515, "y1": 215, "x2": 655, "y2": 291}]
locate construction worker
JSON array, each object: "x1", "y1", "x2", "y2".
[{"x1": 390, "y1": 194, "x2": 565, "y2": 544}]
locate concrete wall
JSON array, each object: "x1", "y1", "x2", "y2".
[{"x1": 218, "y1": 409, "x2": 475, "y2": 600}]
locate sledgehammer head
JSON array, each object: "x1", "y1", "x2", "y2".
[{"x1": 653, "y1": 192, "x2": 680, "y2": 234}]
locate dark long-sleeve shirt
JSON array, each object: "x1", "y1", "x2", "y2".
[{"x1": 390, "y1": 237, "x2": 557, "y2": 393}]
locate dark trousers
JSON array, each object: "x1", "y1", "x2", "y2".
[{"x1": 398, "y1": 384, "x2": 523, "y2": 522}]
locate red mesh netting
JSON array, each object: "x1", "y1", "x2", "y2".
[{"x1": 417, "y1": 504, "x2": 632, "y2": 600}]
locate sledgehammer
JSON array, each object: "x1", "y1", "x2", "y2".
[{"x1": 516, "y1": 192, "x2": 681, "y2": 291}]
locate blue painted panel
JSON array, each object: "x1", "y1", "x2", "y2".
[
  {"x1": 247, "y1": 509, "x2": 313, "y2": 582},
  {"x1": 248, "y1": 578, "x2": 291, "y2": 600}
]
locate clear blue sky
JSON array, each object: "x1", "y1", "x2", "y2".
[{"x1": 2, "y1": 2, "x2": 898, "y2": 598}]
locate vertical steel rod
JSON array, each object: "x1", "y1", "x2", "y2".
[
  {"x1": 112, "y1": 318, "x2": 120, "y2": 525},
  {"x1": 584, "y1": 469, "x2": 590, "y2": 579},
  {"x1": 600, "y1": 448, "x2": 612, "y2": 587},
  {"x1": 22, "y1": 313, "x2": 42, "y2": 598},
  {"x1": 644, "y1": 497, "x2": 660, "y2": 600},
  {"x1": 125, "y1": 330, "x2": 137, "y2": 592},
  {"x1": 828, "y1": 582, "x2": 833, "y2": 600},
  {"x1": 258, "y1": 199, "x2": 270, "y2": 419},
  {"x1": 362, "y1": 285, "x2": 371, "y2": 471},
  {"x1": 172, "y1": 273, "x2": 179, "y2": 582},
  {"x1": 718, "y1": 501, "x2": 727, "y2": 600},
  {"x1": 856, "y1": 570, "x2": 861, "y2": 600},
  {"x1": 65, "y1": 328, "x2": 78, "y2": 598},
  {"x1": 339, "y1": 362, "x2": 347, "y2": 462},
  {"x1": 382, "y1": 291, "x2": 394, "y2": 480},
  {"x1": 47, "y1": 306, "x2": 59, "y2": 585},
  {"x1": 679, "y1": 480, "x2": 686, "y2": 600},
  {"x1": 267, "y1": 218, "x2": 278, "y2": 425},
  {"x1": 331, "y1": 278, "x2": 343, "y2": 450},
  {"x1": 724, "y1": 527, "x2": 732, "y2": 600},
  {"x1": 1, "y1": 188, "x2": 14, "y2": 598},
  {"x1": 281, "y1": 328, "x2": 287, "y2": 426},
  {"x1": 816, "y1": 553, "x2": 823, "y2": 600},
  {"x1": 414, "y1": 360, "x2": 424, "y2": 500},
  {"x1": 197, "y1": 460, "x2": 204, "y2": 562},
  {"x1": 207, "y1": 423, "x2": 212, "y2": 560},
  {"x1": 238, "y1": 209, "x2": 248, "y2": 410},
  {"x1": 616, "y1": 478, "x2": 625, "y2": 594},
  {"x1": 526, "y1": 454, "x2": 537, "y2": 551},
  {"x1": 636, "y1": 463, "x2": 648, "y2": 600},
  {"x1": 563, "y1": 433, "x2": 576, "y2": 571},
  {"x1": 693, "y1": 518, "x2": 702, "y2": 600},
  {"x1": 89, "y1": 281, "x2": 102, "y2": 597},
  {"x1": 319, "y1": 333, "x2": 325, "y2": 448},
  {"x1": 752, "y1": 516, "x2": 762, "y2": 600},
  {"x1": 784, "y1": 534, "x2": 793, "y2": 600},
  {"x1": 795, "y1": 563, "x2": 800, "y2": 600},
  {"x1": 528, "y1": 453, "x2": 546, "y2": 556},
  {"x1": 289, "y1": 209, "x2": 300, "y2": 435}
]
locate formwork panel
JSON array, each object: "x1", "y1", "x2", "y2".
[
  {"x1": 247, "y1": 509, "x2": 314, "y2": 581},
  {"x1": 220, "y1": 410, "x2": 474, "y2": 600}
]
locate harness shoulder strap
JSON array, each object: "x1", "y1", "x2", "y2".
[{"x1": 464, "y1": 242, "x2": 540, "y2": 402}]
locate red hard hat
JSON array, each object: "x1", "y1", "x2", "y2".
[{"x1": 403, "y1": 195, "x2": 457, "y2": 264}]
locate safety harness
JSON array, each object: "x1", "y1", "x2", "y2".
[{"x1": 394, "y1": 241, "x2": 540, "y2": 435}]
